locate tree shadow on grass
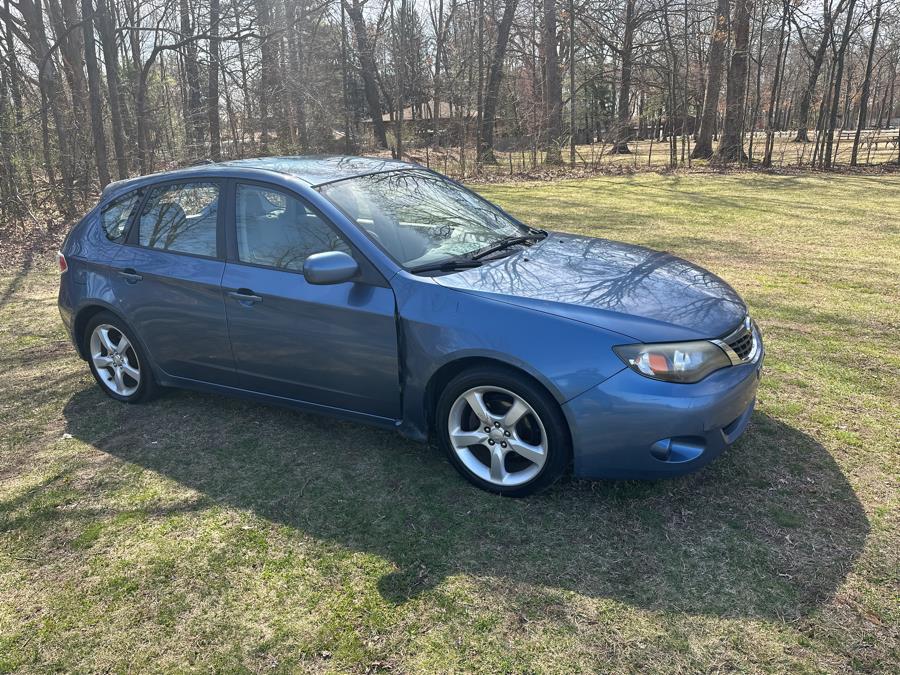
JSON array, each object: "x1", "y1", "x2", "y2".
[{"x1": 62, "y1": 386, "x2": 868, "y2": 619}]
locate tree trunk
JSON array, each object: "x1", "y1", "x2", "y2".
[
  {"x1": 611, "y1": 0, "x2": 635, "y2": 154},
  {"x1": 0, "y1": 67, "x2": 17, "y2": 209},
  {"x1": 4, "y1": 0, "x2": 29, "y2": 175},
  {"x1": 394, "y1": 0, "x2": 405, "y2": 159},
  {"x1": 692, "y1": 0, "x2": 729, "y2": 159},
  {"x1": 180, "y1": 0, "x2": 204, "y2": 157},
  {"x1": 431, "y1": 0, "x2": 450, "y2": 146},
  {"x1": 714, "y1": 0, "x2": 753, "y2": 163},
  {"x1": 763, "y1": 0, "x2": 789, "y2": 167},
  {"x1": 18, "y1": 0, "x2": 75, "y2": 213},
  {"x1": 49, "y1": 0, "x2": 89, "y2": 129},
  {"x1": 81, "y1": 0, "x2": 111, "y2": 187},
  {"x1": 254, "y1": 0, "x2": 275, "y2": 151},
  {"x1": 284, "y1": 0, "x2": 309, "y2": 151},
  {"x1": 793, "y1": 9, "x2": 836, "y2": 143},
  {"x1": 851, "y1": 0, "x2": 882, "y2": 166},
  {"x1": 122, "y1": 0, "x2": 143, "y2": 160},
  {"x1": 340, "y1": 0, "x2": 354, "y2": 153},
  {"x1": 478, "y1": 0, "x2": 517, "y2": 163},
  {"x1": 474, "y1": 0, "x2": 483, "y2": 160},
  {"x1": 542, "y1": 0, "x2": 563, "y2": 163},
  {"x1": 95, "y1": 0, "x2": 128, "y2": 178},
  {"x1": 136, "y1": 66, "x2": 150, "y2": 173},
  {"x1": 345, "y1": 0, "x2": 388, "y2": 148},
  {"x1": 747, "y1": 0, "x2": 764, "y2": 163},
  {"x1": 51, "y1": 0, "x2": 93, "y2": 192},
  {"x1": 824, "y1": 0, "x2": 857, "y2": 168},
  {"x1": 208, "y1": 0, "x2": 221, "y2": 160},
  {"x1": 569, "y1": 0, "x2": 576, "y2": 164}
]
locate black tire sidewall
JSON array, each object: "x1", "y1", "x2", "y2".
[
  {"x1": 436, "y1": 366, "x2": 571, "y2": 496},
  {"x1": 84, "y1": 311, "x2": 156, "y2": 404}
]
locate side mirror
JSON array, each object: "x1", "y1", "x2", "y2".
[{"x1": 303, "y1": 251, "x2": 359, "y2": 285}]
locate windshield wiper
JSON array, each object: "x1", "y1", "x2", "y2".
[
  {"x1": 408, "y1": 257, "x2": 484, "y2": 274},
  {"x1": 471, "y1": 231, "x2": 547, "y2": 260}
]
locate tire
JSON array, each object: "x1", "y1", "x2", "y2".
[
  {"x1": 436, "y1": 365, "x2": 571, "y2": 496},
  {"x1": 83, "y1": 311, "x2": 158, "y2": 403}
]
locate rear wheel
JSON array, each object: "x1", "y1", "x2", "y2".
[
  {"x1": 84, "y1": 311, "x2": 158, "y2": 403},
  {"x1": 436, "y1": 366, "x2": 570, "y2": 496}
]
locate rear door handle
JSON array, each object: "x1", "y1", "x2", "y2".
[
  {"x1": 118, "y1": 268, "x2": 143, "y2": 283},
  {"x1": 228, "y1": 289, "x2": 263, "y2": 304}
]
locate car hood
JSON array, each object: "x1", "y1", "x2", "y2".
[{"x1": 433, "y1": 233, "x2": 747, "y2": 342}]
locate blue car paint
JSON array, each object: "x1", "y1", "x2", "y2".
[
  {"x1": 222, "y1": 261, "x2": 401, "y2": 418},
  {"x1": 59, "y1": 156, "x2": 761, "y2": 479},
  {"x1": 564, "y1": 359, "x2": 761, "y2": 479},
  {"x1": 111, "y1": 245, "x2": 237, "y2": 386},
  {"x1": 433, "y1": 232, "x2": 748, "y2": 342}
]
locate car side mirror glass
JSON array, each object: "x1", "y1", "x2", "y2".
[{"x1": 303, "y1": 251, "x2": 359, "y2": 285}]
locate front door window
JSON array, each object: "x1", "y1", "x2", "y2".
[{"x1": 235, "y1": 184, "x2": 348, "y2": 270}]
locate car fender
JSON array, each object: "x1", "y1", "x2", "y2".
[{"x1": 392, "y1": 274, "x2": 628, "y2": 439}]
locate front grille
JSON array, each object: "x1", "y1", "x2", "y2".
[
  {"x1": 727, "y1": 327, "x2": 755, "y2": 361},
  {"x1": 717, "y1": 316, "x2": 759, "y2": 364}
]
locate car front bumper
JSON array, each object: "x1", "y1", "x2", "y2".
[{"x1": 563, "y1": 352, "x2": 763, "y2": 479}]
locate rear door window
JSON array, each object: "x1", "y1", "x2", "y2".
[{"x1": 137, "y1": 182, "x2": 220, "y2": 257}]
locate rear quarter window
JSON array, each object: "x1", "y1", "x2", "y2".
[{"x1": 100, "y1": 191, "x2": 142, "y2": 242}]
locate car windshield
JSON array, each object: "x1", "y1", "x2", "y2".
[{"x1": 317, "y1": 169, "x2": 528, "y2": 269}]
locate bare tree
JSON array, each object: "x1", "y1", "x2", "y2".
[
  {"x1": 345, "y1": 0, "x2": 388, "y2": 148},
  {"x1": 478, "y1": 0, "x2": 517, "y2": 163},
  {"x1": 692, "y1": 0, "x2": 729, "y2": 159},
  {"x1": 208, "y1": 0, "x2": 221, "y2": 160},
  {"x1": 0, "y1": 0, "x2": 896, "y2": 225},
  {"x1": 81, "y1": 0, "x2": 110, "y2": 186},
  {"x1": 542, "y1": 0, "x2": 564, "y2": 163},
  {"x1": 715, "y1": 0, "x2": 753, "y2": 163},
  {"x1": 823, "y1": 0, "x2": 858, "y2": 168},
  {"x1": 851, "y1": 0, "x2": 883, "y2": 165}
]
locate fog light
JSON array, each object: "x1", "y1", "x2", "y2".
[
  {"x1": 650, "y1": 439, "x2": 672, "y2": 461},
  {"x1": 649, "y1": 437, "x2": 705, "y2": 463}
]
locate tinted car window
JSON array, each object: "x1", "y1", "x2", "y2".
[
  {"x1": 100, "y1": 191, "x2": 141, "y2": 242},
  {"x1": 235, "y1": 184, "x2": 348, "y2": 271},
  {"x1": 138, "y1": 182, "x2": 219, "y2": 257}
]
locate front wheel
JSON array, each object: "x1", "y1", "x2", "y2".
[{"x1": 436, "y1": 367, "x2": 570, "y2": 496}]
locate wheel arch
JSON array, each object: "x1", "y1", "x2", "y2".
[
  {"x1": 72, "y1": 303, "x2": 157, "y2": 381},
  {"x1": 73, "y1": 303, "x2": 120, "y2": 359},
  {"x1": 423, "y1": 356, "x2": 570, "y2": 441}
]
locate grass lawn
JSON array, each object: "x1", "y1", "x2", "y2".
[{"x1": 1, "y1": 172, "x2": 898, "y2": 673}]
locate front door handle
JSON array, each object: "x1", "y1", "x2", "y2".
[
  {"x1": 118, "y1": 268, "x2": 143, "y2": 283},
  {"x1": 228, "y1": 289, "x2": 263, "y2": 304}
]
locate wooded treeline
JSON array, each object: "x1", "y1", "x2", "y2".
[{"x1": 0, "y1": 0, "x2": 898, "y2": 221}]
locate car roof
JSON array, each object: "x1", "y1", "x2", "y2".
[
  {"x1": 220, "y1": 156, "x2": 414, "y2": 185},
  {"x1": 100, "y1": 155, "x2": 418, "y2": 200}
]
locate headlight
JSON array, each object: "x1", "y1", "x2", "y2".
[{"x1": 613, "y1": 341, "x2": 732, "y2": 383}]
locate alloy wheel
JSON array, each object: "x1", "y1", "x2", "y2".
[
  {"x1": 90, "y1": 323, "x2": 141, "y2": 397},
  {"x1": 447, "y1": 385, "x2": 548, "y2": 487}
]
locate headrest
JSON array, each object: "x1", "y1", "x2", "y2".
[
  {"x1": 152, "y1": 201, "x2": 187, "y2": 230},
  {"x1": 240, "y1": 189, "x2": 273, "y2": 220}
]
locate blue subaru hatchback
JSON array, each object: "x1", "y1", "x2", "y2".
[{"x1": 58, "y1": 157, "x2": 763, "y2": 496}]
